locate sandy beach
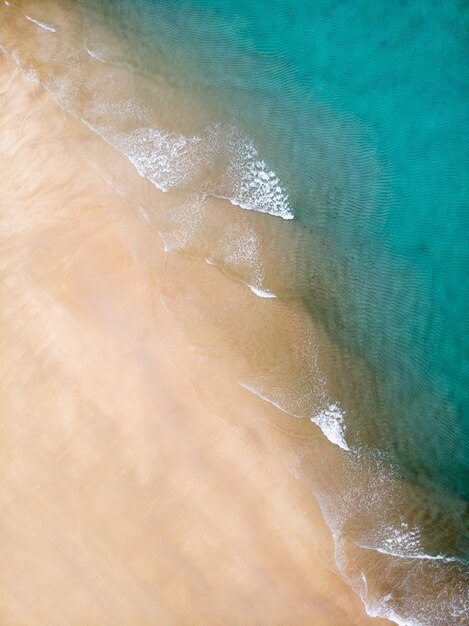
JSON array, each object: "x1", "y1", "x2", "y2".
[{"x1": 0, "y1": 53, "x2": 396, "y2": 626}]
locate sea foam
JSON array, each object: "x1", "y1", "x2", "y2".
[
  {"x1": 25, "y1": 15, "x2": 56, "y2": 33},
  {"x1": 311, "y1": 403, "x2": 350, "y2": 451},
  {"x1": 113, "y1": 124, "x2": 294, "y2": 220},
  {"x1": 247, "y1": 284, "x2": 277, "y2": 298}
]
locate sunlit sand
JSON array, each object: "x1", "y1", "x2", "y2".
[{"x1": 0, "y1": 56, "x2": 394, "y2": 626}]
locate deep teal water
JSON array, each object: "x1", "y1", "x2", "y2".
[{"x1": 108, "y1": 0, "x2": 469, "y2": 508}]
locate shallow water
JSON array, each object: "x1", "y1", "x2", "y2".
[{"x1": 1, "y1": 1, "x2": 468, "y2": 624}]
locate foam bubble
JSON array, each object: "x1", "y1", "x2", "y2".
[
  {"x1": 157, "y1": 196, "x2": 206, "y2": 252},
  {"x1": 218, "y1": 224, "x2": 271, "y2": 293},
  {"x1": 115, "y1": 127, "x2": 200, "y2": 192},
  {"x1": 247, "y1": 284, "x2": 277, "y2": 298},
  {"x1": 222, "y1": 138, "x2": 294, "y2": 220},
  {"x1": 311, "y1": 403, "x2": 350, "y2": 451}
]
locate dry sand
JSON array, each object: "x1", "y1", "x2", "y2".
[{"x1": 0, "y1": 54, "x2": 392, "y2": 626}]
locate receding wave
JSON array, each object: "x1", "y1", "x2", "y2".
[{"x1": 114, "y1": 124, "x2": 294, "y2": 219}]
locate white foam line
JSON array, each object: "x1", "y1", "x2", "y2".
[
  {"x1": 203, "y1": 258, "x2": 277, "y2": 299},
  {"x1": 364, "y1": 602, "x2": 419, "y2": 626},
  {"x1": 247, "y1": 284, "x2": 277, "y2": 298},
  {"x1": 222, "y1": 193, "x2": 294, "y2": 221},
  {"x1": 239, "y1": 383, "x2": 352, "y2": 453},
  {"x1": 355, "y1": 540, "x2": 460, "y2": 563},
  {"x1": 238, "y1": 382, "x2": 295, "y2": 416},
  {"x1": 25, "y1": 15, "x2": 56, "y2": 32},
  {"x1": 85, "y1": 48, "x2": 106, "y2": 63}
]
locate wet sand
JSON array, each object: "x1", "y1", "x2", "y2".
[{"x1": 0, "y1": 55, "x2": 393, "y2": 625}]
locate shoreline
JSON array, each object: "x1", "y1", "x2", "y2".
[
  {"x1": 3, "y1": 0, "x2": 468, "y2": 618},
  {"x1": 0, "y1": 54, "x2": 393, "y2": 625}
]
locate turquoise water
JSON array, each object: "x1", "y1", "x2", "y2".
[{"x1": 107, "y1": 0, "x2": 469, "y2": 520}]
